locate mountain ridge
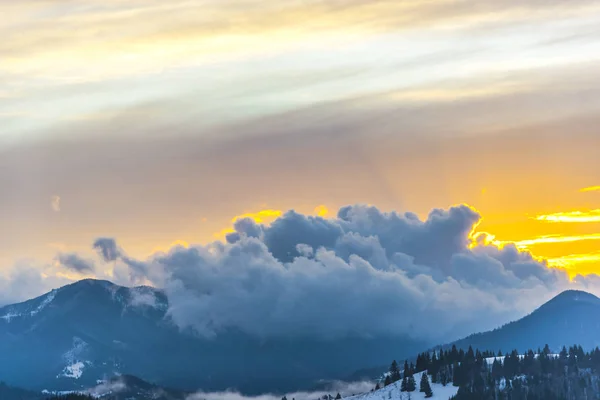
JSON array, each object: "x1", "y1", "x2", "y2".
[
  {"x1": 450, "y1": 288, "x2": 600, "y2": 353},
  {"x1": 346, "y1": 289, "x2": 600, "y2": 382},
  {"x1": 0, "y1": 278, "x2": 428, "y2": 394}
]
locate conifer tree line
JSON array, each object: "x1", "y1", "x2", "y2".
[
  {"x1": 379, "y1": 359, "x2": 433, "y2": 397},
  {"x1": 380, "y1": 344, "x2": 600, "y2": 399}
]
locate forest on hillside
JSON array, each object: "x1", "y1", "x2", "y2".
[{"x1": 379, "y1": 344, "x2": 600, "y2": 400}]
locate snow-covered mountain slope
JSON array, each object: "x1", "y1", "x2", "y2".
[{"x1": 346, "y1": 372, "x2": 458, "y2": 400}]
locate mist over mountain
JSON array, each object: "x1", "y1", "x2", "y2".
[{"x1": 0, "y1": 279, "x2": 427, "y2": 394}]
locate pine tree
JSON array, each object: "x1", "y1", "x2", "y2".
[
  {"x1": 400, "y1": 376, "x2": 408, "y2": 392},
  {"x1": 389, "y1": 360, "x2": 401, "y2": 382},
  {"x1": 375, "y1": 382, "x2": 380, "y2": 391},
  {"x1": 420, "y1": 372, "x2": 427, "y2": 392},
  {"x1": 543, "y1": 344, "x2": 551, "y2": 355},
  {"x1": 335, "y1": 393, "x2": 342, "y2": 400},
  {"x1": 440, "y1": 366, "x2": 449, "y2": 386},
  {"x1": 407, "y1": 374, "x2": 417, "y2": 392},
  {"x1": 420, "y1": 372, "x2": 433, "y2": 398},
  {"x1": 384, "y1": 375, "x2": 392, "y2": 387}
]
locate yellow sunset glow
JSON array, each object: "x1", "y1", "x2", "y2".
[
  {"x1": 314, "y1": 205, "x2": 330, "y2": 217},
  {"x1": 234, "y1": 210, "x2": 283, "y2": 224},
  {"x1": 213, "y1": 209, "x2": 284, "y2": 239},
  {"x1": 535, "y1": 210, "x2": 600, "y2": 223},
  {"x1": 581, "y1": 186, "x2": 600, "y2": 192}
]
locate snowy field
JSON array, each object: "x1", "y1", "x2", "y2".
[{"x1": 345, "y1": 372, "x2": 458, "y2": 400}]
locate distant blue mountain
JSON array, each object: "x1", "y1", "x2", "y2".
[
  {"x1": 451, "y1": 290, "x2": 600, "y2": 353},
  {"x1": 0, "y1": 279, "x2": 428, "y2": 394},
  {"x1": 346, "y1": 289, "x2": 600, "y2": 382}
]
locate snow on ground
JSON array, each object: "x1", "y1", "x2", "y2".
[
  {"x1": 30, "y1": 289, "x2": 57, "y2": 316},
  {"x1": 0, "y1": 289, "x2": 57, "y2": 322},
  {"x1": 0, "y1": 311, "x2": 21, "y2": 322},
  {"x1": 42, "y1": 390, "x2": 77, "y2": 396},
  {"x1": 59, "y1": 361, "x2": 86, "y2": 379},
  {"x1": 57, "y1": 337, "x2": 90, "y2": 379},
  {"x1": 62, "y1": 336, "x2": 89, "y2": 363},
  {"x1": 346, "y1": 372, "x2": 458, "y2": 400}
]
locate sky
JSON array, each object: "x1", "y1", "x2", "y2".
[{"x1": 1, "y1": 0, "x2": 600, "y2": 338}]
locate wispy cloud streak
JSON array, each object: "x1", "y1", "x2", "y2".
[
  {"x1": 581, "y1": 185, "x2": 600, "y2": 192},
  {"x1": 535, "y1": 209, "x2": 600, "y2": 223}
]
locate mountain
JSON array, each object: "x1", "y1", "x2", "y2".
[
  {"x1": 0, "y1": 382, "x2": 42, "y2": 400},
  {"x1": 450, "y1": 290, "x2": 600, "y2": 353},
  {"x1": 0, "y1": 279, "x2": 428, "y2": 394},
  {"x1": 346, "y1": 290, "x2": 600, "y2": 382}
]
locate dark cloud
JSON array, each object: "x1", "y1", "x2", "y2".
[
  {"x1": 93, "y1": 237, "x2": 121, "y2": 263},
  {"x1": 101, "y1": 204, "x2": 596, "y2": 342},
  {"x1": 56, "y1": 252, "x2": 96, "y2": 273},
  {"x1": 90, "y1": 237, "x2": 152, "y2": 285},
  {"x1": 263, "y1": 211, "x2": 343, "y2": 262}
]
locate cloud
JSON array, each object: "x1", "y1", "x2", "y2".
[
  {"x1": 86, "y1": 378, "x2": 127, "y2": 398},
  {"x1": 508, "y1": 233, "x2": 600, "y2": 248},
  {"x1": 187, "y1": 381, "x2": 374, "y2": 400},
  {"x1": 93, "y1": 237, "x2": 121, "y2": 263},
  {"x1": 51, "y1": 195, "x2": 61, "y2": 212},
  {"x1": 4, "y1": 202, "x2": 600, "y2": 343},
  {"x1": 127, "y1": 286, "x2": 164, "y2": 309},
  {"x1": 56, "y1": 252, "x2": 95, "y2": 274},
  {"x1": 101, "y1": 204, "x2": 599, "y2": 342},
  {"x1": 547, "y1": 252, "x2": 600, "y2": 276},
  {"x1": 535, "y1": 209, "x2": 600, "y2": 223},
  {"x1": 91, "y1": 237, "x2": 153, "y2": 285},
  {"x1": 0, "y1": 261, "x2": 72, "y2": 306}
]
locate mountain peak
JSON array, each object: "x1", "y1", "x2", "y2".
[
  {"x1": 546, "y1": 289, "x2": 600, "y2": 305},
  {"x1": 64, "y1": 278, "x2": 118, "y2": 289},
  {"x1": 452, "y1": 288, "x2": 600, "y2": 354}
]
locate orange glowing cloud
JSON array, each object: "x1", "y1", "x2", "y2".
[
  {"x1": 506, "y1": 233, "x2": 600, "y2": 249},
  {"x1": 535, "y1": 209, "x2": 600, "y2": 223},
  {"x1": 546, "y1": 252, "x2": 600, "y2": 277},
  {"x1": 547, "y1": 252, "x2": 600, "y2": 268}
]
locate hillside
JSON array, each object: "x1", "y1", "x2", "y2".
[
  {"x1": 347, "y1": 371, "x2": 458, "y2": 400},
  {"x1": 0, "y1": 279, "x2": 428, "y2": 394}
]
